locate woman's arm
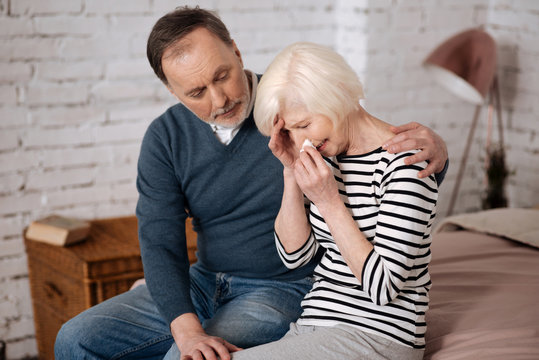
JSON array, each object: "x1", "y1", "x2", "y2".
[
  {"x1": 312, "y1": 196, "x2": 374, "y2": 281},
  {"x1": 274, "y1": 167, "x2": 312, "y2": 253},
  {"x1": 293, "y1": 147, "x2": 373, "y2": 279},
  {"x1": 273, "y1": 167, "x2": 320, "y2": 270},
  {"x1": 360, "y1": 153, "x2": 437, "y2": 305},
  {"x1": 268, "y1": 118, "x2": 319, "y2": 266},
  {"x1": 295, "y1": 147, "x2": 437, "y2": 305}
]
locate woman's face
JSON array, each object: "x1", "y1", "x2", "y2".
[{"x1": 280, "y1": 104, "x2": 348, "y2": 157}]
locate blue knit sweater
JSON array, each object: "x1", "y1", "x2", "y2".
[{"x1": 136, "y1": 102, "x2": 320, "y2": 324}]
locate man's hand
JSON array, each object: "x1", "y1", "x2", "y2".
[
  {"x1": 172, "y1": 313, "x2": 241, "y2": 360},
  {"x1": 382, "y1": 122, "x2": 448, "y2": 178}
]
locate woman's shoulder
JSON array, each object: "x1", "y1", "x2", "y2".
[
  {"x1": 379, "y1": 150, "x2": 438, "y2": 194},
  {"x1": 381, "y1": 148, "x2": 425, "y2": 169}
]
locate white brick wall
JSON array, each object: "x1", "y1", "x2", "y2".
[
  {"x1": 0, "y1": 0, "x2": 537, "y2": 358},
  {"x1": 338, "y1": 0, "x2": 539, "y2": 218}
]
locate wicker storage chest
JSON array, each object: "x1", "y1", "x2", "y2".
[{"x1": 24, "y1": 216, "x2": 143, "y2": 360}]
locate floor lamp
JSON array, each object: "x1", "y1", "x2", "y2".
[{"x1": 423, "y1": 28, "x2": 499, "y2": 216}]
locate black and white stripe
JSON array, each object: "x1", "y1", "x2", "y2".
[{"x1": 275, "y1": 147, "x2": 438, "y2": 349}]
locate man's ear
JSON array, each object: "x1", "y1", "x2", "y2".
[{"x1": 231, "y1": 40, "x2": 244, "y2": 67}]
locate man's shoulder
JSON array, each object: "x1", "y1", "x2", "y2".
[
  {"x1": 140, "y1": 103, "x2": 198, "y2": 149},
  {"x1": 153, "y1": 102, "x2": 196, "y2": 124},
  {"x1": 146, "y1": 103, "x2": 200, "y2": 134}
]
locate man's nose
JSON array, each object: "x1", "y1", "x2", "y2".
[{"x1": 209, "y1": 86, "x2": 227, "y2": 109}]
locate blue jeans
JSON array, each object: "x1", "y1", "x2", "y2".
[{"x1": 55, "y1": 263, "x2": 313, "y2": 359}]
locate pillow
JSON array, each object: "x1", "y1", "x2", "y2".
[{"x1": 434, "y1": 208, "x2": 539, "y2": 248}]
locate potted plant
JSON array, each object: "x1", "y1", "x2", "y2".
[{"x1": 482, "y1": 146, "x2": 509, "y2": 209}]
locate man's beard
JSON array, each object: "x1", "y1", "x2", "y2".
[
  {"x1": 209, "y1": 94, "x2": 250, "y2": 128},
  {"x1": 208, "y1": 71, "x2": 251, "y2": 127}
]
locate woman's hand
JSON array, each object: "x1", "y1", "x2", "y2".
[
  {"x1": 293, "y1": 146, "x2": 340, "y2": 210},
  {"x1": 268, "y1": 117, "x2": 297, "y2": 169}
]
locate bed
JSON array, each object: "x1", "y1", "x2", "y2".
[
  {"x1": 425, "y1": 208, "x2": 539, "y2": 359},
  {"x1": 129, "y1": 209, "x2": 539, "y2": 358}
]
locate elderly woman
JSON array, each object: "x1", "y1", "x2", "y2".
[{"x1": 231, "y1": 42, "x2": 438, "y2": 360}]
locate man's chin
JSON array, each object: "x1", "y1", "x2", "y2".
[{"x1": 213, "y1": 108, "x2": 248, "y2": 127}]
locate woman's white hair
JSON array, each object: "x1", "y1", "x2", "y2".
[{"x1": 254, "y1": 42, "x2": 364, "y2": 136}]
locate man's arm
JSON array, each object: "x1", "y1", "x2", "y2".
[
  {"x1": 382, "y1": 122, "x2": 448, "y2": 182},
  {"x1": 136, "y1": 122, "x2": 194, "y2": 322},
  {"x1": 137, "y1": 120, "x2": 241, "y2": 360}
]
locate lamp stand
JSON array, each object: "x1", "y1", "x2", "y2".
[
  {"x1": 482, "y1": 76, "x2": 508, "y2": 209},
  {"x1": 446, "y1": 104, "x2": 482, "y2": 216},
  {"x1": 446, "y1": 76, "x2": 505, "y2": 216},
  {"x1": 493, "y1": 77, "x2": 504, "y2": 149}
]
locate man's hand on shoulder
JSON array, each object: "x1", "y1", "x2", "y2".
[
  {"x1": 382, "y1": 121, "x2": 448, "y2": 179},
  {"x1": 172, "y1": 313, "x2": 242, "y2": 360}
]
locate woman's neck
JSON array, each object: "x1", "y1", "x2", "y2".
[{"x1": 345, "y1": 107, "x2": 392, "y2": 156}]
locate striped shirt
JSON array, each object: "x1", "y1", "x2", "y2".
[{"x1": 276, "y1": 147, "x2": 438, "y2": 349}]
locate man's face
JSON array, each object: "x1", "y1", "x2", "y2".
[{"x1": 162, "y1": 27, "x2": 250, "y2": 127}]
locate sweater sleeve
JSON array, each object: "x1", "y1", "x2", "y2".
[
  {"x1": 136, "y1": 121, "x2": 194, "y2": 324},
  {"x1": 434, "y1": 159, "x2": 449, "y2": 185},
  {"x1": 361, "y1": 152, "x2": 438, "y2": 306}
]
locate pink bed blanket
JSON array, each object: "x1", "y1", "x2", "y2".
[{"x1": 425, "y1": 230, "x2": 539, "y2": 359}]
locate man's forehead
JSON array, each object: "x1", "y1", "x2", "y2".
[
  {"x1": 162, "y1": 38, "x2": 193, "y2": 63},
  {"x1": 163, "y1": 27, "x2": 231, "y2": 61},
  {"x1": 162, "y1": 53, "x2": 234, "y2": 97},
  {"x1": 183, "y1": 64, "x2": 232, "y2": 95},
  {"x1": 163, "y1": 33, "x2": 234, "y2": 78}
]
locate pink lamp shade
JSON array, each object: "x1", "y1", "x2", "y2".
[{"x1": 423, "y1": 28, "x2": 497, "y2": 105}]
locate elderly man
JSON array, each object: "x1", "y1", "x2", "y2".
[{"x1": 55, "y1": 6, "x2": 448, "y2": 360}]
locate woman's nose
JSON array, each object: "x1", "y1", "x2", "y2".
[{"x1": 289, "y1": 132, "x2": 304, "y2": 149}]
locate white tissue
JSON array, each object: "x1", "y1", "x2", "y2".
[{"x1": 300, "y1": 139, "x2": 315, "y2": 153}]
